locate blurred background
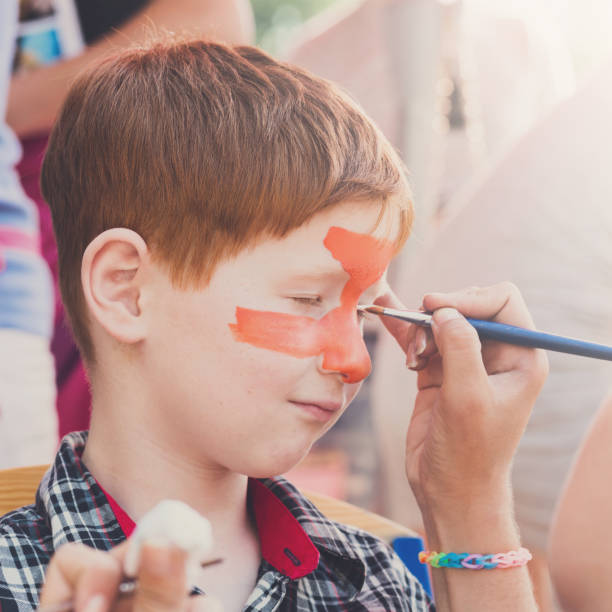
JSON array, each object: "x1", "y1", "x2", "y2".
[{"x1": 7, "y1": 1, "x2": 612, "y2": 610}]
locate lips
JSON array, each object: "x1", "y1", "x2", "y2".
[{"x1": 289, "y1": 399, "x2": 343, "y2": 422}]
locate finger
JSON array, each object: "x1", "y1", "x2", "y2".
[
  {"x1": 423, "y1": 282, "x2": 536, "y2": 330},
  {"x1": 405, "y1": 336, "x2": 429, "y2": 371},
  {"x1": 132, "y1": 543, "x2": 190, "y2": 612},
  {"x1": 426, "y1": 284, "x2": 549, "y2": 384},
  {"x1": 430, "y1": 307, "x2": 489, "y2": 398},
  {"x1": 407, "y1": 322, "x2": 436, "y2": 370},
  {"x1": 416, "y1": 354, "x2": 443, "y2": 390},
  {"x1": 414, "y1": 326, "x2": 436, "y2": 359},
  {"x1": 39, "y1": 543, "x2": 122, "y2": 612},
  {"x1": 407, "y1": 353, "x2": 429, "y2": 371},
  {"x1": 373, "y1": 290, "x2": 418, "y2": 352},
  {"x1": 108, "y1": 540, "x2": 129, "y2": 563}
]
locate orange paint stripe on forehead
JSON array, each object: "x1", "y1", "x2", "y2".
[
  {"x1": 324, "y1": 226, "x2": 394, "y2": 304},
  {"x1": 324, "y1": 226, "x2": 394, "y2": 287},
  {"x1": 229, "y1": 226, "x2": 395, "y2": 383}
]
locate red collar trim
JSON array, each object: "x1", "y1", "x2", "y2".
[
  {"x1": 248, "y1": 479, "x2": 319, "y2": 579},
  {"x1": 97, "y1": 478, "x2": 319, "y2": 580},
  {"x1": 101, "y1": 484, "x2": 136, "y2": 537}
]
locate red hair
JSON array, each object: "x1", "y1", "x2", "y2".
[{"x1": 41, "y1": 37, "x2": 412, "y2": 361}]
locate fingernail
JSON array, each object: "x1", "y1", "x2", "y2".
[
  {"x1": 415, "y1": 328, "x2": 427, "y2": 356},
  {"x1": 83, "y1": 594, "x2": 106, "y2": 612},
  {"x1": 406, "y1": 342, "x2": 418, "y2": 369}
]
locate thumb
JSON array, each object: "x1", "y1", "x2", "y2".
[
  {"x1": 431, "y1": 308, "x2": 488, "y2": 393},
  {"x1": 132, "y1": 543, "x2": 190, "y2": 611}
]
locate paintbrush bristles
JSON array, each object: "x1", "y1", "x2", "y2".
[
  {"x1": 358, "y1": 305, "x2": 433, "y2": 326},
  {"x1": 359, "y1": 305, "x2": 385, "y2": 314}
]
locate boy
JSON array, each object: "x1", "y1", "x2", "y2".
[{"x1": 0, "y1": 38, "x2": 547, "y2": 611}]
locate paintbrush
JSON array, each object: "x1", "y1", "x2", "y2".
[
  {"x1": 37, "y1": 558, "x2": 224, "y2": 612},
  {"x1": 358, "y1": 305, "x2": 612, "y2": 361}
]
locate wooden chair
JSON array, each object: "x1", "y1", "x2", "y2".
[
  {"x1": 0, "y1": 464, "x2": 430, "y2": 595},
  {"x1": 0, "y1": 464, "x2": 416, "y2": 540},
  {"x1": 0, "y1": 464, "x2": 47, "y2": 516}
]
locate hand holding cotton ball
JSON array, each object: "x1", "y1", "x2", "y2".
[{"x1": 124, "y1": 500, "x2": 215, "y2": 587}]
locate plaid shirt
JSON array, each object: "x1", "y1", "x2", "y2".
[{"x1": 0, "y1": 432, "x2": 433, "y2": 611}]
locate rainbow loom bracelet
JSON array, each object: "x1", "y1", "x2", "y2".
[{"x1": 418, "y1": 547, "x2": 532, "y2": 569}]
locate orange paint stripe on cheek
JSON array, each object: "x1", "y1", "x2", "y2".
[{"x1": 229, "y1": 307, "x2": 321, "y2": 357}]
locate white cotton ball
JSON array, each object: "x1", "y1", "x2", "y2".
[{"x1": 124, "y1": 500, "x2": 214, "y2": 586}]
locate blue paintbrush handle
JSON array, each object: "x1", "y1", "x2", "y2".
[
  {"x1": 364, "y1": 306, "x2": 612, "y2": 361},
  {"x1": 466, "y1": 318, "x2": 612, "y2": 361}
]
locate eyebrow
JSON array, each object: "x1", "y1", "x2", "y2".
[{"x1": 283, "y1": 268, "x2": 350, "y2": 284}]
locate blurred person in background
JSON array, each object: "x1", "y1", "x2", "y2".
[
  {"x1": 550, "y1": 385, "x2": 612, "y2": 610},
  {"x1": 0, "y1": 0, "x2": 56, "y2": 468},
  {"x1": 9, "y1": 0, "x2": 255, "y2": 439}
]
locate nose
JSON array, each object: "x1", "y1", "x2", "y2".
[{"x1": 318, "y1": 310, "x2": 371, "y2": 383}]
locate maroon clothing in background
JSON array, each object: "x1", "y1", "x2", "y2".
[
  {"x1": 17, "y1": 134, "x2": 91, "y2": 437},
  {"x1": 13, "y1": 0, "x2": 149, "y2": 438}
]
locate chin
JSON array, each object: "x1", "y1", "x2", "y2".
[{"x1": 242, "y1": 446, "x2": 312, "y2": 480}]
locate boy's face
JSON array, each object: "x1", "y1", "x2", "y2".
[{"x1": 144, "y1": 200, "x2": 397, "y2": 477}]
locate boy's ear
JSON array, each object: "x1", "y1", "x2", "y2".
[{"x1": 81, "y1": 228, "x2": 151, "y2": 344}]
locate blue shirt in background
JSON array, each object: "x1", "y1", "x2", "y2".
[{"x1": 0, "y1": 0, "x2": 53, "y2": 338}]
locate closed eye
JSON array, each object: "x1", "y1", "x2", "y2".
[
  {"x1": 290, "y1": 295, "x2": 323, "y2": 307},
  {"x1": 291, "y1": 296, "x2": 369, "y2": 322}
]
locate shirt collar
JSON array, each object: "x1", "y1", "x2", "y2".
[
  {"x1": 38, "y1": 431, "x2": 124, "y2": 553},
  {"x1": 99, "y1": 474, "x2": 321, "y2": 581},
  {"x1": 40, "y1": 432, "x2": 365, "y2": 598},
  {"x1": 256, "y1": 477, "x2": 366, "y2": 598}
]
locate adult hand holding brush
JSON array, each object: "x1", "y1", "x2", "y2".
[{"x1": 374, "y1": 282, "x2": 549, "y2": 611}]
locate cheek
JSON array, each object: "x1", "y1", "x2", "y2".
[{"x1": 236, "y1": 343, "x2": 310, "y2": 392}]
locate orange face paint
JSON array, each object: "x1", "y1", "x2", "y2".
[{"x1": 229, "y1": 226, "x2": 394, "y2": 383}]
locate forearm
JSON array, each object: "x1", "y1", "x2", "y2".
[
  {"x1": 377, "y1": 260, "x2": 546, "y2": 610},
  {"x1": 420, "y1": 489, "x2": 537, "y2": 611},
  {"x1": 8, "y1": 0, "x2": 255, "y2": 137}
]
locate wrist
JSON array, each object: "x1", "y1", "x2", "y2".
[
  {"x1": 420, "y1": 489, "x2": 520, "y2": 553},
  {"x1": 414, "y1": 468, "x2": 513, "y2": 520}
]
